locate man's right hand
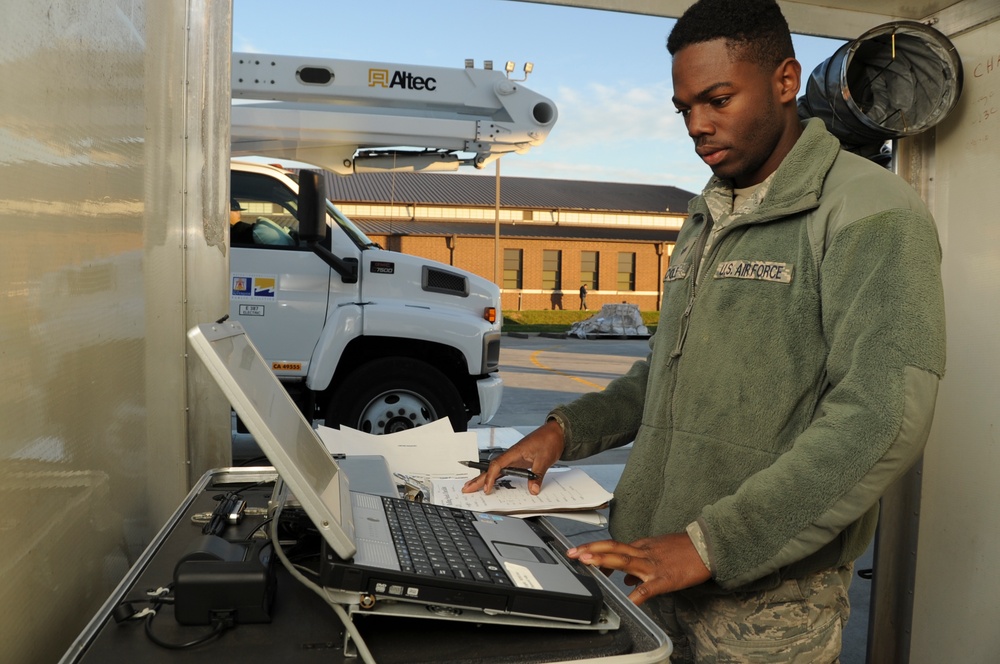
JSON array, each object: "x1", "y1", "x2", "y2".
[{"x1": 462, "y1": 418, "x2": 566, "y2": 495}]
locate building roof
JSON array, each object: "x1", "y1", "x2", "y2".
[
  {"x1": 353, "y1": 219, "x2": 678, "y2": 243},
  {"x1": 323, "y1": 171, "x2": 695, "y2": 214}
]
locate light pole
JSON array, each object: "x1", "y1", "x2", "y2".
[{"x1": 493, "y1": 158, "x2": 501, "y2": 286}]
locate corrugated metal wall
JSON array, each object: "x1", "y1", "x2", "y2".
[{"x1": 0, "y1": 1, "x2": 231, "y2": 661}]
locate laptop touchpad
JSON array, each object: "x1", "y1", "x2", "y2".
[{"x1": 494, "y1": 542, "x2": 556, "y2": 564}]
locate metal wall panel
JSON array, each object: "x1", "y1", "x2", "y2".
[
  {"x1": 0, "y1": 1, "x2": 230, "y2": 661},
  {"x1": 910, "y1": 17, "x2": 1000, "y2": 663}
]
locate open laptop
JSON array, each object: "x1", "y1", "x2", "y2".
[{"x1": 187, "y1": 320, "x2": 604, "y2": 625}]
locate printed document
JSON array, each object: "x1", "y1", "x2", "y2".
[{"x1": 429, "y1": 466, "x2": 611, "y2": 514}]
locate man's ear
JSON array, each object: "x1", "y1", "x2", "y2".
[{"x1": 775, "y1": 57, "x2": 802, "y2": 104}]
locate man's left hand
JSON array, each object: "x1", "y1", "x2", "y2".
[{"x1": 566, "y1": 532, "x2": 711, "y2": 605}]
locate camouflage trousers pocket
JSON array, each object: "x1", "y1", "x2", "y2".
[
  {"x1": 712, "y1": 609, "x2": 843, "y2": 663},
  {"x1": 665, "y1": 565, "x2": 852, "y2": 664}
]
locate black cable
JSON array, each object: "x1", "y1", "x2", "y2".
[
  {"x1": 143, "y1": 610, "x2": 231, "y2": 650},
  {"x1": 237, "y1": 455, "x2": 270, "y2": 467},
  {"x1": 202, "y1": 494, "x2": 238, "y2": 535},
  {"x1": 115, "y1": 589, "x2": 235, "y2": 651},
  {"x1": 246, "y1": 517, "x2": 275, "y2": 540},
  {"x1": 203, "y1": 482, "x2": 268, "y2": 535},
  {"x1": 217, "y1": 480, "x2": 270, "y2": 497}
]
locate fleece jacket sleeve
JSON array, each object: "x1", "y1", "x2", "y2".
[
  {"x1": 699, "y1": 208, "x2": 946, "y2": 589},
  {"x1": 550, "y1": 339, "x2": 654, "y2": 461}
]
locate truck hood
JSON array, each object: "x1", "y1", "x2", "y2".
[{"x1": 358, "y1": 249, "x2": 499, "y2": 323}]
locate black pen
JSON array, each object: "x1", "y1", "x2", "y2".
[{"x1": 459, "y1": 460, "x2": 539, "y2": 481}]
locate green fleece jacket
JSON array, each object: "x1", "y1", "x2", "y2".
[{"x1": 552, "y1": 119, "x2": 946, "y2": 592}]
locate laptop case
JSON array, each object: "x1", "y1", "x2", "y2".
[{"x1": 187, "y1": 320, "x2": 603, "y2": 624}]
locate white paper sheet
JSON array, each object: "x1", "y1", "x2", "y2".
[
  {"x1": 428, "y1": 466, "x2": 612, "y2": 514},
  {"x1": 317, "y1": 418, "x2": 479, "y2": 481}
]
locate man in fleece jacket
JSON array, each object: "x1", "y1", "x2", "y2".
[{"x1": 465, "y1": 0, "x2": 946, "y2": 660}]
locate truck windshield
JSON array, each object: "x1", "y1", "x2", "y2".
[{"x1": 326, "y1": 201, "x2": 380, "y2": 249}]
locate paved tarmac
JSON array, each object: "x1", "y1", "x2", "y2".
[{"x1": 475, "y1": 333, "x2": 871, "y2": 664}]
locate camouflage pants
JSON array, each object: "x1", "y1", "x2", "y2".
[{"x1": 645, "y1": 565, "x2": 853, "y2": 664}]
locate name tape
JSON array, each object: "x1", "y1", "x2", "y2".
[{"x1": 714, "y1": 260, "x2": 792, "y2": 284}]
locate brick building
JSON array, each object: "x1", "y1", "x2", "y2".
[{"x1": 324, "y1": 171, "x2": 694, "y2": 311}]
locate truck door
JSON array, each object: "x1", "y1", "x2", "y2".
[{"x1": 229, "y1": 167, "x2": 343, "y2": 378}]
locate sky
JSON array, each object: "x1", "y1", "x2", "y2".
[{"x1": 233, "y1": 0, "x2": 845, "y2": 191}]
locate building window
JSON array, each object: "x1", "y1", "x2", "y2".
[
  {"x1": 503, "y1": 248, "x2": 523, "y2": 289},
  {"x1": 617, "y1": 252, "x2": 636, "y2": 291},
  {"x1": 581, "y1": 251, "x2": 599, "y2": 290},
  {"x1": 542, "y1": 250, "x2": 562, "y2": 290}
]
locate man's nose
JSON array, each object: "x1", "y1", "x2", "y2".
[{"x1": 686, "y1": 108, "x2": 713, "y2": 138}]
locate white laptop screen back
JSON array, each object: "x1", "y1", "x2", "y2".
[{"x1": 187, "y1": 321, "x2": 356, "y2": 559}]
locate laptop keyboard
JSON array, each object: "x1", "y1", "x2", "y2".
[{"x1": 382, "y1": 496, "x2": 512, "y2": 585}]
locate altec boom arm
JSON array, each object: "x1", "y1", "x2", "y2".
[{"x1": 230, "y1": 53, "x2": 558, "y2": 175}]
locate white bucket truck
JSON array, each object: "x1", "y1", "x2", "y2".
[{"x1": 227, "y1": 53, "x2": 557, "y2": 433}]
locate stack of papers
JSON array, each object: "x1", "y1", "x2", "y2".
[
  {"x1": 318, "y1": 418, "x2": 479, "y2": 481},
  {"x1": 317, "y1": 419, "x2": 612, "y2": 525}
]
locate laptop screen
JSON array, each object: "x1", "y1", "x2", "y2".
[{"x1": 187, "y1": 321, "x2": 356, "y2": 559}]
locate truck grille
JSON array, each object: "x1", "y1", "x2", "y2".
[{"x1": 422, "y1": 266, "x2": 469, "y2": 297}]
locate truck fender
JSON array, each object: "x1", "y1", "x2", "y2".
[
  {"x1": 306, "y1": 303, "x2": 363, "y2": 391},
  {"x1": 362, "y1": 302, "x2": 493, "y2": 374}
]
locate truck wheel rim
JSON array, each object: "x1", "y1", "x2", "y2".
[{"x1": 358, "y1": 391, "x2": 435, "y2": 434}]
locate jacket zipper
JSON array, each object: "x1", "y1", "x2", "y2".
[{"x1": 668, "y1": 213, "x2": 713, "y2": 366}]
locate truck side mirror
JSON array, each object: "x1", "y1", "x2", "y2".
[
  {"x1": 297, "y1": 169, "x2": 327, "y2": 243},
  {"x1": 297, "y1": 169, "x2": 358, "y2": 284}
]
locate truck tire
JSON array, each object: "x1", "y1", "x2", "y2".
[{"x1": 327, "y1": 357, "x2": 468, "y2": 434}]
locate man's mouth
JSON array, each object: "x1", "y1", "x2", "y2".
[{"x1": 696, "y1": 145, "x2": 728, "y2": 166}]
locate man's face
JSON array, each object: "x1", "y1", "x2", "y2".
[{"x1": 671, "y1": 39, "x2": 796, "y2": 188}]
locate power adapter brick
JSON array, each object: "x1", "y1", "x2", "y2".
[{"x1": 173, "y1": 535, "x2": 276, "y2": 625}]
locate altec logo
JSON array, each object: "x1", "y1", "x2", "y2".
[{"x1": 368, "y1": 68, "x2": 437, "y2": 91}]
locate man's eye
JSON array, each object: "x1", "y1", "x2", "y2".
[
  {"x1": 675, "y1": 108, "x2": 690, "y2": 117},
  {"x1": 710, "y1": 97, "x2": 730, "y2": 107}
]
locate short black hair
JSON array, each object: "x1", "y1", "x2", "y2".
[{"x1": 666, "y1": 0, "x2": 794, "y2": 69}]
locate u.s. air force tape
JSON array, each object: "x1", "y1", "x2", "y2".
[{"x1": 714, "y1": 260, "x2": 793, "y2": 284}]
